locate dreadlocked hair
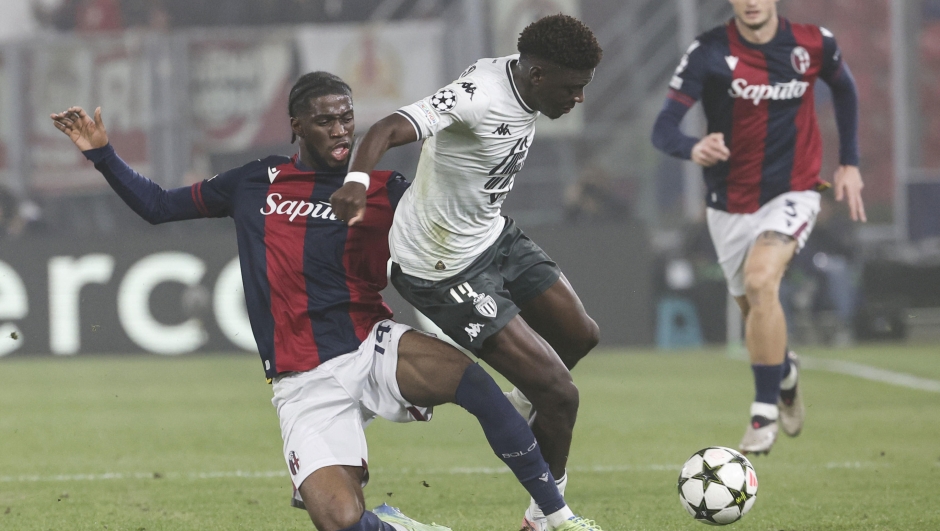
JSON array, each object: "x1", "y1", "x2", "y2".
[
  {"x1": 517, "y1": 14, "x2": 602, "y2": 71},
  {"x1": 288, "y1": 71, "x2": 352, "y2": 143}
]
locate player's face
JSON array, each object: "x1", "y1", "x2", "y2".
[
  {"x1": 729, "y1": 0, "x2": 779, "y2": 30},
  {"x1": 291, "y1": 93, "x2": 355, "y2": 171},
  {"x1": 531, "y1": 65, "x2": 595, "y2": 120}
]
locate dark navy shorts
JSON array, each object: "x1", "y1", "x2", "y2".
[{"x1": 390, "y1": 218, "x2": 561, "y2": 356}]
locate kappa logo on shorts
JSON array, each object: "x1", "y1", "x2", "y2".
[
  {"x1": 288, "y1": 451, "x2": 300, "y2": 475},
  {"x1": 465, "y1": 323, "x2": 484, "y2": 340},
  {"x1": 449, "y1": 282, "x2": 498, "y2": 318}
]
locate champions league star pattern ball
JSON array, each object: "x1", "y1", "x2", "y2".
[
  {"x1": 677, "y1": 447, "x2": 758, "y2": 525},
  {"x1": 431, "y1": 88, "x2": 457, "y2": 112}
]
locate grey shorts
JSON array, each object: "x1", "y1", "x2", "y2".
[{"x1": 390, "y1": 218, "x2": 561, "y2": 355}]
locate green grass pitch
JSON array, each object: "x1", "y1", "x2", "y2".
[{"x1": 1, "y1": 344, "x2": 939, "y2": 530}]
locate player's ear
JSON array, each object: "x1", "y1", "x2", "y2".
[
  {"x1": 528, "y1": 64, "x2": 545, "y2": 86},
  {"x1": 290, "y1": 116, "x2": 303, "y2": 142}
]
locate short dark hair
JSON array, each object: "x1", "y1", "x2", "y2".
[
  {"x1": 517, "y1": 14, "x2": 602, "y2": 71},
  {"x1": 288, "y1": 71, "x2": 352, "y2": 142}
]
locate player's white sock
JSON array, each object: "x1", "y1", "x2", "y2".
[
  {"x1": 750, "y1": 401, "x2": 779, "y2": 421},
  {"x1": 528, "y1": 472, "x2": 567, "y2": 520},
  {"x1": 780, "y1": 363, "x2": 798, "y2": 391},
  {"x1": 545, "y1": 505, "x2": 575, "y2": 528}
]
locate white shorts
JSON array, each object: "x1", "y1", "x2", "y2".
[
  {"x1": 706, "y1": 190, "x2": 820, "y2": 297},
  {"x1": 271, "y1": 320, "x2": 432, "y2": 489}
]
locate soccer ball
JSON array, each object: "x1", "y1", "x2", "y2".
[{"x1": 677, "y1": 447, "x2": 758, "y2": 525}]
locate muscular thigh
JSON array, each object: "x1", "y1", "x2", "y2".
[
  {"x1": 479, "y1": 314, "x2": 572, "y2": 392},
  {"x1": 744, "y1": 231, "x2": 798, "y2": 283},
  {"x1": 395, "y1": 330, "x2": 473, "y2": 408},
  {"x1": 517, "y1": 274, "x2": 596, "y2": 357}
]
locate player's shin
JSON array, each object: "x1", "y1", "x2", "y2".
[{"x1": 454, "y1": 363, "x2": 569, "y2": 518}]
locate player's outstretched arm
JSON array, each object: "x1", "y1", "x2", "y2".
[
  {"x1": 833, "y1": 165, "x2": 866, "y2": 222},
  {"x1": 330, "y1": 113, "x2": 418, "y2": 226},
  {"x1": 50, "y1": 106, "x2": 207, "y2": 224},
  {"x1": 50, "y1": 106, "x2": 109, "y2": 151}
]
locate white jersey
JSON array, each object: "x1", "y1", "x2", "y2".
[{"x1": 390, "y1": 54, "x2": 540, "y2": 280}]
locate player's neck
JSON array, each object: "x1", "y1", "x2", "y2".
[
  {"x1": 734, "y1": 14, "x2": 779, "y2": 45},
  {"x1": 510, "y1": 61, "x2": 539, "y2": 112}
]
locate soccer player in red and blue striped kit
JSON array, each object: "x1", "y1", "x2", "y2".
[
  {"x1": 652, "y1": 0, "x2": 866, "y2": 455},
  {"x1": 51, "y1": 72, "x2": 589, "y2": 531}
]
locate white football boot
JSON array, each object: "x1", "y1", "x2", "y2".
[
  {"x1": 739, "y1": 402, "x2": 779, "y2": 455},
  {"x1": 778, "y1": 351, "x2": 805, "y2": 437}
]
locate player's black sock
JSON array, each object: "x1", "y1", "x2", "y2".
[
  {"x1": 751, "y1": 363, "x2": 785, "y2": 405},
  {"x1": 779, "y1": 350, "x2": 798, "y2": 405},
  {"x1": 339, "y1": 510, "x2": 396, "y2": 531},
  {"x1": 454, "y1": 363, "x2": 566, "y2": 516},
  {"x1": 750, "y1": 415, "x2": 776, "y2": 429},
  {"x1": 781, "y1": 350, "x2": 793, "y2": 380}
]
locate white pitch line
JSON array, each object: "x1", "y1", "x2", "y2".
[
  {"x1": 0, "y1": 462, "x2": 877, "y2": 484},
  {"x1": 801, "y1": 356, "x2": 940, "y2": 393},
  {"x1": 0, "y1": 470, "x2": 289, "y2": 483}
]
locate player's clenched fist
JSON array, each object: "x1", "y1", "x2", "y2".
[
  {"x1": 330, "y1": 181, "x2": 367, "y2": 226},
  {"x1": 691, "y1": 132, "x2": 730, "y2": 167},
  {"x1": 50, "y1": 106, "x2": 109, "y2": 151}
]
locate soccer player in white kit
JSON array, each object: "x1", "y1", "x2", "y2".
[{"x1": 331, "y1": 15, "x2": 605, "y2": 531}]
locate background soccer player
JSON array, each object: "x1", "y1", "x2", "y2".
[
  {"x1": 651, "y1": 0, "x2": 866, "y2": 454},
  {"x1": 50, "y1": 72, "x2": 592, "y2": 531},
  {"x1": 330, "y1": 14, "x2": 605, "y2": 531}
]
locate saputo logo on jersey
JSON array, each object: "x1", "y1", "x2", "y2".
[
  {"x1": 728, "y1": 79, "x2": 810, "y2": 106},
  {"x1": 260, "y1": 193, "x2": 338, "y2": 222}
]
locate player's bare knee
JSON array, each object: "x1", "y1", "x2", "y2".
[
  {"x1": 578, "y1": 317, "x2": 601, "y2": 355},
  {"x1": 527, "y1": 369, "x2": 579, "y2": 419},
  {"x1": 743, "y1": 269, "x2": 780, "y2": 306}
]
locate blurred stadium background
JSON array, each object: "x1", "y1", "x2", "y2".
[{"x1": 0, "y1": 0, "x2": 938, "y2": 363}]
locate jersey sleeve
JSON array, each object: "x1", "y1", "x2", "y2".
[
  {"x1": 667, "y1": 38, "x2": 710, "y2": 104},
  {"x1": 84, "y1": 143, "x2": 205, "y2": 224},
  {"x1": 395, "y1": 79, "x2": 492, "y2": 140},
  {"x1": 818, "y1": 26, "x2": 844, "y2": 82},
  {"x1": 192, "y1": 165, "x2": 245, "y2": 218}
]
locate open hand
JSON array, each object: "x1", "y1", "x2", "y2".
[
  {"x1": 50, "y1": 106, "x2": 109, "y2": 151},
  {"x1": 833, "y1": 165, "x2": 866, "y2": 222},
  {"x1": 330, "y1": 182, "x2": 367, "y2": 226},
  {"x1": 691, "y1": 132, "x2": 730, "y2": 167}
]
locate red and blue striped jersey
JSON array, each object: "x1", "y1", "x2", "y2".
[
  {"x1": 85, "y1": 145, "x2": 408, "y2": 379},
  {"x1": 667, "y1": 18, "x2": 844, "y2": 213}
]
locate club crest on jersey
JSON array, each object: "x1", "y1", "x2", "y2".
[
  {"x1": 431, "y1": 88, "x2": 458, "y2": 112},
  {"x1": 791, "y1": 46, "x2": 811, "y2": 74},
  {"x1": 288, "y1": 451, "x2": 300, "y2": 475}
]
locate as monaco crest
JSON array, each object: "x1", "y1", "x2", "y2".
[
  {"x1": 473, "y1": 294, "x2": 498, "y2": 318},
  {"x1": 790, "y1": 46, "x2": 811, "y2": 74}
]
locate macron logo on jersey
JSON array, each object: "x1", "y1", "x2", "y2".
[
  {"x1": 260, "y1": 193, "x2": 338, "y2": 222},
  {"x1": 725, "y1": 55, "x2": 739, "y2": 71},
  {"x1": 268, "y1": 167, "x2": 280, "y2": 183},
  {"x1": 728, "y1": 78, "x2": 810, "y2": 106}
]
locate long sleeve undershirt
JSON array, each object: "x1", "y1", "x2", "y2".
[{"x1": 651, "y1": 63, "x2": 861, "y2": 167}]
